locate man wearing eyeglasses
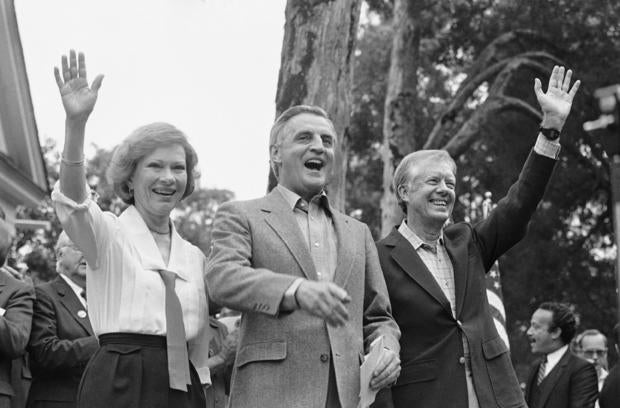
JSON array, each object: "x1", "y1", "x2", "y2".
[{"x1": 575, "y1": 330, "x2": 609, "y2": 408}]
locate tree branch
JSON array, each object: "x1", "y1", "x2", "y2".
[{"x1": 425, "y1": 52, "x2": 562, "y2": 149}]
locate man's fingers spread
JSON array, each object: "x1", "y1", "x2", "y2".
[
  {"x1": 569, "y1": 80, "x2": 581, "y2": 98},
  {"x1": 562, "y1": 69, "x2": 573, "y2": 91}
]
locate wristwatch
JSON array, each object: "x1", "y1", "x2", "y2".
[{"x1": 539, "y1": 126, "x2": 561, "y2": 141}]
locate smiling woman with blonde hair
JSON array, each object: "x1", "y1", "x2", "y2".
[{"x1": 51, "y1": 50, "x2": 211, "y2": 408}]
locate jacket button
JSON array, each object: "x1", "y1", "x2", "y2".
[
  {"x1": 459, "y1": 356, "x2": 466, "y2": 365},
  {"x1": 320, "y1": 353, "x2": 329, "y2": 362}
]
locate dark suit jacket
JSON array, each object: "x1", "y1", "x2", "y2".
[
  {"x1": 27, "y1": 276, "x2": 98, "y2": 408},
  {"x1": 377, "y1": 150, "x2": 556, "y2": 408},
  {"x1": 598, "y1": 362, "x2": 619, "y2": 408},
  {"x1": 525, "y1": 349, "x2": 598, "y2": 408},
  {"x1": 0, "y1": 272, "x2": 34, "y2": 399}
]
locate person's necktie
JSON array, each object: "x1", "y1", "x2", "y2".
[
  {"x1": 158, "y1": 270, "x2": 191, "y2": 391},
  {"x1": 79, "y1": 290, "x2": 87, "y2": 309},
  {"x1": 536, "y1": 355, "x2": 547, "y2": 386}
]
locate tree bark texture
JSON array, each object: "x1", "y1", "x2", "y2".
[
  {"x1": 270, "y1": 0, "x2": 362, "y2": 211},
  {"x1": 380, "y1": 0, "x2": 421, "y2": 237}
]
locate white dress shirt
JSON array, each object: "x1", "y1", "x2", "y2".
[
  {"x1": 52, "y1": 184, "x2": 211, "y2": 384},
  {"x1": 544, "y1": 344, "x2": 569, "y2": 377}
]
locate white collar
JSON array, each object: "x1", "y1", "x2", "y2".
[
  {"x1": 545, "y1": 344, "x2": 568, "y2": 374},
  {"x1": 58, "y1": 273, "x2": 86, "y2": 306},
  {"x1": 119, "y1": 205, "x2": 190, "y2": 281}
]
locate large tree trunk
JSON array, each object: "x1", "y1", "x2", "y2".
[
  {"x1": 270, "y1": 0, "x2": 362, "y2": 211},
  {"x1": 380, "y1": 0, "x2": 421, "y2": 237}
]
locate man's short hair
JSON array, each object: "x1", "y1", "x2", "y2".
[
  {"x1": 538, "y1": 302, "x2": 577, "y2": 345},
  {"x1": 392, "y1": 150, "x2": 457, "y2": 214},
  {"x1": 575, "y1": 329, "x2": 608, "y2": 349},
  {"x1": 268, "y1": 105, "x2": 334, "y2": 180}
]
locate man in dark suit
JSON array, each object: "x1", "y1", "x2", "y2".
[
  {"x1": 525, "y1": 302, "x2": 598, "y2": 408},
  {"x1": 376, "y1": 66, "x2": 580, "y2": 408},
  {"x1": 27, "y1": 231, "x2": 98, "y2": 408},
  {"x1": 0, "y1": 219, "x2": 35, "y2": 408},
  {"x1": 599, "y1": 323, "x2": 619, "y2": 408},
  {"x1": 207, "y1": 105, "x2": 401, "y2": 408}
]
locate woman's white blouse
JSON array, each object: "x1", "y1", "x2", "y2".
[{"x1": 52, "y1": 183, "x2": 211, "y2": 384}]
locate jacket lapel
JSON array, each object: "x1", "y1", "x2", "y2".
[
  {"x1": 53, "y1": 277, "x2": 94, "y2": 336},
  {"x1": 387, "y1": 229, "x2": 453, "y2": 316},
  {"x1": 262, "y1": 190, "x2": 318, "y2": 280},
  {"x1": 443, "y1": 228, "x2": 469, "y2": 318},
  {"x1": 332, "y1": 212, "x2": 355, "y2": 288},
  {"x1": 537, "y1": 349, "x2": 570, "y2": 407},
  {"x1": 525, "y1": 358, "x2": 541, "y2": 402}
]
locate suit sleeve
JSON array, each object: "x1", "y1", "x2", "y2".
[
  {"x1": 0, "y1": 281, "x2": 34, "y2": 359},
  {"x1": 474, "y1": 150, "x2": 556, "y2": 270},
  {"x1": 362, "y1": 225, "x2": 400, "y2": 353},
  {"x1": 206, "y1": 202, "x2": 298, "y2": 316},
  {"x1": 28, "y1": 286, "x2": 98, "y2": 375},
  {"x1": 569, "y1": 362, "x2": 599, "y2": 408}
]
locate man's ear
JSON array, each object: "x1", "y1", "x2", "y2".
[
  {"x1": 550, "y1": 327, "x2": 562, "y2": 341},
  {"x1": 397, "y1": 185, "x2": 409, "y2": 203},
  {"x1": 270, "y1": 144, "x2": 282, "y2": 165}
]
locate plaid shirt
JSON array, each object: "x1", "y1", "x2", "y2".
[{"x1": 398, "y1": 220, "x2": 456, "y2": 317}]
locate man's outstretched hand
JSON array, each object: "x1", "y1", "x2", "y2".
[{"x1": 534, "y1": 65, "x2": 581, "y2": 132}]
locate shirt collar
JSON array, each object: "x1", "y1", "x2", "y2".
[
  {"x1": 546, "y1": 344, "x2": 568, "y2": 367},
  {"x1": 275, "y1": 184, "x2": 332, "y2": 215},
  {"x1": 398, "y1": 220, "x2": 444, "y2": 250},
  {"x1": 119, "y1": 205, "x2": 190, "y2": 281},
  {"x1": 59, "y1": 273, "x2": 85, "y2": 301}
]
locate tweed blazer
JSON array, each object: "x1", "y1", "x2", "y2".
[{"x1": 206, "y1": 189, "x2": 400, "y2": 408}]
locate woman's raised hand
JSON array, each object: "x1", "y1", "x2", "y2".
[{"x1": 54, "y1": 50, "x2": 104, "y2": 122}]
